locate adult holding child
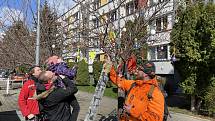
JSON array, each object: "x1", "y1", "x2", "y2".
[
  {"x1": 33, "y1": 55, "x2": 80, "y2": 121},
  {"x1": 36, "y1": 70, "x2": 78, "y2": 121}
]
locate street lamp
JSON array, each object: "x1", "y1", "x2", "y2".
[
  {"x1": 52, "y1": 44, "x2": 56, "y2": 48},
  {"x1": 51, "y1": 44, "x2": 56, "y2": 55},
  {"x1": 134, "y1": 38, "x2": 139, "y2": 49},
  {"x1": 171, "y1": 55, "x2": 176, "y2": 62},
  {"x1": 122, "y1": 27, "x2": 127, "y2": 32},
  {"x1": 150, "y1": 29, "x2": 156, "y2": 35}
]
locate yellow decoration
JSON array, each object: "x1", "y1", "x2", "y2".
[
  {"x1": 173, "y1": 45, "x2": 176, "y2": 55},
  {"x1": 68, "y1": 59, "x2": 72, "y2": 62},
  {"x1": 100, "y1": 15, "x2": 107, "y2": 24},
  {"x1": 108, "y1": 30, "x2": 116, "y2": 42},
  {"x1": 89, "y1": 51, "x2": 96, "y2": 60},
  {"x1": 77, "y1": 48, "x2": 80, "y2": 61},
  {"x1": 100, "y1": 54, "x2": 105, "y2": 61},
  {"x1": 67, "y1": 16, "x2": 73, "y2": 37},
  {"x1": 101, "y1": 0, "x2": 108, "y2": 6}
]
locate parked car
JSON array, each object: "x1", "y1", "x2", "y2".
[
  {"x1": 0, "y1": 69, "x2": 10, "y2": 78},
  {"x1": 11, "y1": 73, "x2": 27, "y2": 82}
]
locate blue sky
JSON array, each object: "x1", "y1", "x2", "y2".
[{"x1": 0, "y1": 0, "x2": 75, "y2": 30}]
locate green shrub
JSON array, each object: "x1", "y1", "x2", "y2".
[
  {"x1": 92, "y1": 61, "x2": 112, "y2": 87},
  {"x1": 76, "y1": 60, "x2": 90, "y2": 85},
  {"x1": 93, "y1": 61, "x2": 103, "y2": 85},
  {"x1": 204, "y1": 77, "x2": 215, "y2": 115},
  {"x1": 67, "y1": 61, "x2": 76, "y2": 68},
  {"x1": 16, "y1": 64, "x2": 29, "y2": 74}
]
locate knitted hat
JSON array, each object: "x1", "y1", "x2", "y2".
[
  {"x1": 46, "y1": 56, "x2": 59, "y2": 65},
  {"x1": 142, "y1": 62, "x2": 155, "y2": 75}
]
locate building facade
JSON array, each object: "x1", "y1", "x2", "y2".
[{"x1": 62, "y1": 0, "x2": 178, "y2": 75}]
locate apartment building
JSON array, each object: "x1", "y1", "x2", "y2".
[{"x1": 62, "y1": 0, "x2": 177, "y2": 76}]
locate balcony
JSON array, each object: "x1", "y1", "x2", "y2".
[{"x1": 147, "y1": 30, "x2": 171, "y2": 46}]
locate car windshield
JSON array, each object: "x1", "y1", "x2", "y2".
[{"x1": 0, "y1": 69, "x2": 10, "y2": 78}]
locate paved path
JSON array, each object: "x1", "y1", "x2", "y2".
[
  {"x1": 168, "y1": 112, "x2": 213, "y2": 121},
  {"x1": 0, "y1": 88, "x2": 117, "y2": 121},
  {"x1": 0, "y1": 87, "x2": 213, "y2": 121}
]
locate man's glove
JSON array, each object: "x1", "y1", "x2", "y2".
[{"x1": 103, "y1": 55, "x2": 113, "y2": 74}]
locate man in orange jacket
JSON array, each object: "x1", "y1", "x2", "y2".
[{"x1": 109, "y1": 61, "x2": 164, "y2": 121}]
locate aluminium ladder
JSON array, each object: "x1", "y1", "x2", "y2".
[{"x1": 84, "y1": 64, "x2": 111, "y2": 121}]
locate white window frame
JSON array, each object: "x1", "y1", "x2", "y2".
[{"x1": 148, "y1": 44, "x2": 169, "y2": 61}]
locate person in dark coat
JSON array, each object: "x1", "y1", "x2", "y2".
[
  {"x1": 37, "y1": 71, "x2": 78, "y2": 121},
  {"x1": 45, "y1": 55, "x2": 80, "y2": 121}
]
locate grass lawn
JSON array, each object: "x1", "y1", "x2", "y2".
[{"x1": 77, "y1": 85, "x2": 118, "y2": 98}]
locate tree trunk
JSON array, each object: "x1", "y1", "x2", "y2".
[
  {"x1": 196, "y1": 98, "x2": 202, "y2": 113},
  {"x1": 191, "y1": 95, "x2": 196, "y2": 112}
]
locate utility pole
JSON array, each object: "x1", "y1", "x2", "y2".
[
  {"x1": 117, "y1": 0, "x2": 121, "y2": 48},
  {"x1": 35, "y1": 0, "x2": 41, "y2": 65},
  {"x1": 116, "y1": 0, "x2": 125, "y2": 121}
]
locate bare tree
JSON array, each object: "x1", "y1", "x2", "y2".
[
  {"x1": 0, "y1": 0, "x2": 178, "y2": 69},
  {"x1": 61, "y1": 0, "x2": 175, "y2": 63},
  {"x1": 0, "y1": 0, "x2": 68, "y2": 68}
]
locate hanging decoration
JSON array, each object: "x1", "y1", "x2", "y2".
[
  {"x1": 77, "y1": 47, "x2": 80, "y2": 62},
  {"x1": 108, "y1": 30, "x2": 116, "y2": 43},
  {"x1": 100, "y1": 14, "x2": 108, "y2": 25},
  {"x1": 89, "y1": 51, "x2": 96, "y2": 60},
  {"x1": 171, "y1": 45, "x2": 177, "y2": 62}
]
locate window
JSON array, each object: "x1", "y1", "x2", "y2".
[
  {"x1": 150, "y1": 0, "x2": 167, "y2": 6},
  {"x1": 134, "y1": 0, "x2": 139, "y2": 9},
  {"x1": 148, "y1": 45, "x2": 168, "y2": 60},
  {"x1": 109, "y1": 10, "x2": 117, "y2": 21},
  {"x1": 156, "y1": 18, "x2": 161, "y2": 32},
  {"x1": 92, "y1": 18, "x2": 99, "y2": 28},
  {"x1": 89, "y1": 38, "x2": 98, "y2": 47},
  {"x1": 126, "y1": 3, "x2": 130, "y2": 15},
  {"x1": 149, "y1": 20, "x2": 155, "y2": 34},
  {"x1": 148, "y1": 47, "x2": 156, "y2": 60},
  {"x1": 149, "y1": 0, "x2": 157, "y2": 6},
  {"x1": 93, "y1": 0, "x2": 100, "y2": 10},
  {"x1": 157, "y1": 45, "x2": 167, "y2": 59},
  {"x1": 163, "y1": 16, "x2": 168, "y2": 30},
  {"x1": 125, "y1": 0, "x2": 138, "y2": 16},
  {"x1": 155, "y1": 15, "x2": 168, "y2": 32},
  {"x1": 74, "y1": 12, "x2": 79, "y2": 21}
]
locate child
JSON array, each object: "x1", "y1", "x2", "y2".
[
  {"x1": 45, "y1": 55, "x2": 80, "y2": 121},
  {"x1": 46, "y1": 56, "x2": 77, "y2": 80}
]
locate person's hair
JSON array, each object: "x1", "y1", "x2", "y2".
[
  {"x1": 28, "y1": 66, "x2": 40, "y2": 76},
  {"x1": 38, "y1": 71, "x2": 49, "y2": 83},
  {"x1": 148, "y1": 74, "x2": 156, "y2": 79}
]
